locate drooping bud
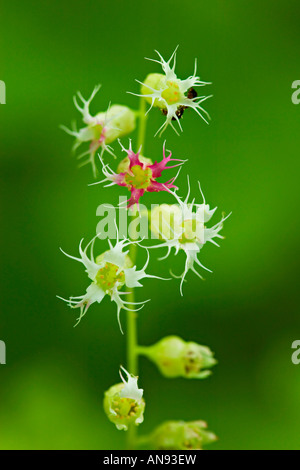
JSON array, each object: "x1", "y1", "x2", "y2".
[
  {"x1": 103, "y1": 366, "x2": 145, "y2": 431},
  {"x1": 148, "y1": 183, "x2": 230, "y2": 295},
  {"x1": 147, "y1": 420, "x2": 217, "y2": 450},
  {"x1": 138, "y1": 336, "x2": 217, "y2": 379}
]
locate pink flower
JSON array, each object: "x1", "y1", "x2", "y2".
[{"x1": 95, "y1": 141, "x2": 186, "y2": 208}]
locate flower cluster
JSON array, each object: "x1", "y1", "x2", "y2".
[{"x1": 61, "y1": 47, "x2": 229, "y2": 450}]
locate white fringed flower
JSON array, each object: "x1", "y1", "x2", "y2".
[
  {"x1": 103, "y1": 366, "x2": 145, "y2": 431},
  {"x1": 150, "y1": 180, "x2": 230, "y2": 294},
  {"x1": 58, "y1": 233, "x2": 164, "y2": 333},
  {"x1": 130, "y1": 47, "x2": 211, "y2": 136},
  {"x1": 61, "y1": 85, "x2": 136, "y2": 176}
]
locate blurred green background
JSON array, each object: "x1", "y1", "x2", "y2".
[{"x1": 1, "y1": 0, "x2": 300, "y2": 450}]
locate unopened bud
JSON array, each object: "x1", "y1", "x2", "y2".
[
  {"x1": 138, "y1": 336, "x2": 217, "y2": 379},
  {"x1": 96, "y1": 252, "x2": 133, "y2": 269},
  {"x1": 148, "y1": 420, "x2": 217, "y2": 450}
]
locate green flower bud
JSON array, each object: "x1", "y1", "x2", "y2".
[
  {"x1": 138, "y1": 336, "x2": 217, "y2": 379},
  {"x1": 103, "y1": 367, "x2": 145, "y2": 431},
  {"x1": 117, "y1": 155, "x2": 153, "y2": 174},
  {"x1": 148, "y1": 420, "x2": 217, "y2": 450}
]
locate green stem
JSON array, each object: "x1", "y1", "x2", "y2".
[
  {"x1": 137, "y1": 96, "x2": 147, "y2": 151},
  {"x1": 126, "y1": 96, "x2": 147, "y2": 450},
  {"x1": 126, "y1": 242, "x2": 138, "y2": 375},
  {"x1": 136, "y1": 345, "x2": 151, "y2": 357}
]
